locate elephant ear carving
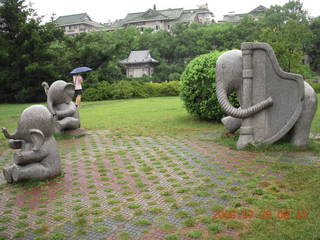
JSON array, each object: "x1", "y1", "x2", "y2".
[
  {"x1": 64, "y1": 83, "x2": 75, "y2": 103},
  {"x1": 29, "y1": 129, "x2": 45, "y2": 151}
]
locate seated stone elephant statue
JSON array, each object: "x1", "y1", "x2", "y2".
[
  {"x1": 2, "y1": 105, "x2": 61, "y2": 183},
  {"x1": 42, "y1": 80, "x2": 80, "y2": 133}
]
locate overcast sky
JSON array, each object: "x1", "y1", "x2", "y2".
[{"x1": 29, "y1": 0, "x2": 320, "y2": 23}]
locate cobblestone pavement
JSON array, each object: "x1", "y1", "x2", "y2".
[{"x1": 0, "y1": 131, "x2": 317, "y2": 240}]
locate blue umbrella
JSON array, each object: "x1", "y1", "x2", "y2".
[{"x1": 70, "y1": 66, "x2": 92, "y2": 74}]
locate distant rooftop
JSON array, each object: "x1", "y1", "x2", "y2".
[
  {"x1": 55, "y1": 13, "x2": 104, "y2": 28},
  {"x1": 249, "y1": 5, "x2": 267, "y2": 14},
  {"x1": 113, "y1": 6, "x2": 213, "y2": 28},
  {"x1": 119, "y1": 50, "x2": 159, "y2": 65},
  {"x1": 224, "y1": 5, "x2": 267, "y2": 18}
]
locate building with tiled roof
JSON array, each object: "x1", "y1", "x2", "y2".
[
  {"x1": 222, "y1": 5, "x2": 267, "y2": 23},
  {"x1": 109, "y1": 5, "x2": 213, "y2": 32},
  {"x1": 119, "y1": 50, "x2": 159, "y2": 78},
  {"x1": 55, "y1": 13, "x2": 105, "y2": 36}
]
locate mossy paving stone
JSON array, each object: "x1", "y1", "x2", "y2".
[
  {"x1": 14, "y1": 228, "x2": 39, "y2": 240},
  {"x1": 140, "y1": 227, "x2": 171, "y2": 240},
  {"x1": 262, "y1": 152, "x2": 320, "y2": 165},
  {"x1": 105, "y1": 233, "x2": 120, "y2": 240},
  {"x1": 0, "y1": 130, "x2": 314, "y2": 239}
]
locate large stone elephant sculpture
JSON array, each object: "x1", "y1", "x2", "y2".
[
  {"x1": 216, "y1": 42, "x2": 318, "y2": 149},
  {"x1": 42, "y1": 80, "x2": 80, "y2": 133},
  {"x1": 2, "y1": 105, "x2": 61, "y2": 183}
]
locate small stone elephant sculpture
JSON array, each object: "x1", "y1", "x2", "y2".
[
  {"x1": 216, "y1": 42, "x2": 318, "y2": 149},
  {"x1": 2, "y1": 105, "x2": 61, "y2": 183},
  {"x1": 42, "y1": 80, "x2": 80, "y2": 133}
]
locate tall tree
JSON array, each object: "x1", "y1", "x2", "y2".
[
  {"x1": 0, "y1": 0, "x2": 64, "y2": 103},
  {"x1": 259, "y1": 0, "x2": 312, "y2": 74},
  {"x1": 307, "y1": 17, "x2": 320, "y2": 72},
  {"x1": 262, "y1": 0, "x2": 310, "y2": 28}
]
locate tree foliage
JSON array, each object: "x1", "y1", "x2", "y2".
[
  {"x1": 0, "y1": 0, "x2": 64, "y2": 102},
  {"x1": 258, "y1": 0, "x2": 313, "y2": 74},
  {"x1": 259, "y1": 19, "x2": 312, "y2": 72},
  {"x1": 308, "y1": 17, "x2": 320, "y2": 72},
  {"x1": 0, "y1": 0, "x2": 318, "y2": 103}
]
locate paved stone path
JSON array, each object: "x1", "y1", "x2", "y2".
[{"x1": 0, "y1": 131, "x2": 318, "y2": 240}]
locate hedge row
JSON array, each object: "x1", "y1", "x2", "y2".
[{"x1": 82, "y1": 80, "x2": 180, "y2": 101}]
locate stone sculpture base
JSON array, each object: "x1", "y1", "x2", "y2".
[{"x1": 64, "y1": 128, "x2": 87, "y2": 137}]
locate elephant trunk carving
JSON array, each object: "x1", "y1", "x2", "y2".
[
  {"x1": 216, "y1": 51, "x2": 273, "y2": 119},
  {"x1": 2, "y1": 128, "x2": 19, "y2": 140},
  {"x1": 47, "y1": 99, "x2": 55, "y2": 116},
  {"x1": 41, "y1": 82, "x2": 49, "y2": 96},
  {"x1": 41, "y1": 82, "x2": 55, "y2": 116}
]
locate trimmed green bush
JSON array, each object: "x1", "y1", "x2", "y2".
[
  {"x1": 110, "y1": 80, "x2": 136, "y2": 99},
  {"x1": 180, "y1": 51, "x2": 239, "y2": 122},
  {"x1": 82, "y1": 80, "x2": 180, "y2": 101},
  {"x1": 306, "y1": 80, "x2": 320, "y2": 93},
  {"x1": 293, "y1": 64, "x2": 315, "y2": 79},
  {"x1": 82, "y1": 81, "x2": 111, "y2": 101}
]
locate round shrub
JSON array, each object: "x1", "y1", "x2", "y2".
[
  {"x1": 306, "y1": 80, "x2": 320, "y2": 93},
  {"x1": 294, "y1": 64, "x2": 315, "y2": 79},
  {"x1": 180, "y1": 51, "x2": 239, "y2": 122}
]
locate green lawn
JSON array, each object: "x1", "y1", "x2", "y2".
[
  {"x1": 1, "y1": 95, "x2": 319, "y2": 138},
  {"x1": 79, "y1": 97, "x2": 221, "y2": 136},
  {"x1": 0, "y1": 97, "x2": 221, "y2": 145}
]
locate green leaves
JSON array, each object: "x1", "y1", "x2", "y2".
[
  {"x1": 0, "y1": 0, "x2": 317, "y2": 103},
  {"x1": 180, "y1": 51, "x2": 239, "y2": 122},
  {"x1": 260, "y1": 19, "x2": 312, "y2": 73},
  {"x1": 0, "y1": 0, "x2": 64, "y2": 103}
]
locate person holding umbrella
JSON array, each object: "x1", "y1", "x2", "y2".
[
  {"x1": 73, "y1": 74, "x2": 83, "y2": 107},
  {"x1": 70, "y1": 67, "x2": 92, "y2": 107}
]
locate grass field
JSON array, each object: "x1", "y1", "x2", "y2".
[
  {"x1": 79, "y1": 97, "x2": 222, "y2": 136},
  {"x1": 0, "y1": 97, "x2": 221, "y2": 138},
  {"x1": 1, "y1": 95, "x2": 319, "y2": 138},
  {"x1": 0, "y1": 96, "x2": 319, "y2": 240}
]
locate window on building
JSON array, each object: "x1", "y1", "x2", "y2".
[
  {"x1": 155, "y1": 25, "x2": 160, "y2": 30},
  {"x1": 167, "y1": 25, "x2": 170, "y2": 30}
]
